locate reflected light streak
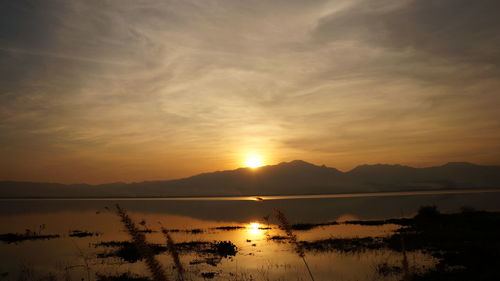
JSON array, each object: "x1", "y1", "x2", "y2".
[{"x1": 245, "y1": 222, "x2": 265, "y2": 238}]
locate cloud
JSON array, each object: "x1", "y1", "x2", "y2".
[
  {"x1": 314, "y1": 0, "x2": 500, "y2": 65},
  {"x1": 1, "y1": 0, "x2": 499, "y2": 183}
]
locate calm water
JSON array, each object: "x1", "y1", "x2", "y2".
[{"x1": 1, "y1": 190, "x2": 499, "y2": 281}]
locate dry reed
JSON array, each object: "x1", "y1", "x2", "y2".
[
  {"x1": 115, "y1": 204, "x2": 169, "y2": 281},
  {"x1": 400, "y1": 235, "x2": 411, "y2": 281},
  {"x1": 273, "y1": 208, "x2": 315, "y2": 281},
  {"x1": 71, "y1": 240, "x2": 92, "y2": 281},
  {"x1": 161, "y1": 228, "x2": 185, "y2": 281}
]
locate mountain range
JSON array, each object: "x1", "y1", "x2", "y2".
[{"x1": 1, "y1": 160, "x2": 499, "y2": 198}]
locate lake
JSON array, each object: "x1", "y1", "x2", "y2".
[{"x1": 1, "y1": 189, "x2": 500, "y2": 281}]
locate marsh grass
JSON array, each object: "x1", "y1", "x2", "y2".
[
  {"x1": 69, "y1": 230, "x2": 100, "y2": 238},
  {"x1": 115, "y1": 205, "x2": 169, "y2": 281},
  {"x1": 0, "y1": 227, "x2": 60, "y2": 243},
  {"x1": 400, "y1": 235, "x2": 411, "y2": 281},
  {"x1": 160, "y1": 228, "x2": 184, "y2": 281},
  {"x1": 71, "y1": 241, "x2": 92, "y2": 281},
  {"x1": 96, "y1": 272, "x2": 151, "y2": 281},
  {"x1": 273, "y1": 209, "x2": 315, "y2": 281}
]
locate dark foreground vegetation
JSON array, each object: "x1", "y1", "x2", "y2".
[
  {"x1": 299, "y1": 206, "x2": 500, "y2": 281},
  {"x1": 0, "y1": 228, "x2": 100, "y2": 243},
  {"x1": 398, "y1": 206, "x2": 500, "y2": 281},
  {"x1": 0, "y1": 225, "x2": 60, "y2": 243},
  {"x1": 95, "y1": 240, "x2": 237, "y2": 266}
]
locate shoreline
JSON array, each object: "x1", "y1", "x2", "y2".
[{"x1": 1, "y1": 188, "x2": 500, "y2": 200}]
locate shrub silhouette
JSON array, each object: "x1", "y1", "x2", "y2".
[{"x1": 416, "y1": 205, "x2": 440, "y2": 219}]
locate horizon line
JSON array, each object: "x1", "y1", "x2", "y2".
[{"x1": 1, "y1": 160, "x2": 499, "y2": 186}]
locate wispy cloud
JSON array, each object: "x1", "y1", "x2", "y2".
[{"x1": 1, "y1": 0, "x2": 499, "y2": 183}]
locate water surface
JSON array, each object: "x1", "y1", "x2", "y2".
[{"x1": 1, "y1": 189, "x2": 499, "y2": 281}]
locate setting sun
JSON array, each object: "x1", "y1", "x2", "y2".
[{"x1": 244, "y1": 155, "x2": 265, "y2": 168}]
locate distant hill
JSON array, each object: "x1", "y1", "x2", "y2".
[{"x1": 1, "y1": 160, "x2": 500, "y2": 198}]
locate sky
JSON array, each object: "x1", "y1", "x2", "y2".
[{"x1": 1, "y1": 0, "x2": 500, "y2": 184}]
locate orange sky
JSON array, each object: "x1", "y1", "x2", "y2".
[{"x1": 1, "y1": 0, "x2": 500, "y2": 184}]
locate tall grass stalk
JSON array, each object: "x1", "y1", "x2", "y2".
[
  {"x1": 274, "y1": 209, "x2": 315, "y2": 281},
  {"x1": 400, "y1": 235, "x2": 411, "y2": 281},
  {"x1": 399, "y1": 209, "x2": 411, "y2": 281},
  {"x1": 161, "y1": 228, "x2": 184, "y2": 281},
  {"x1": 71, "y1": 240, "x2": 91, "y2": 281},
  {"x1": 115, "y1": 204, "x2": 169, "y2": 281}
]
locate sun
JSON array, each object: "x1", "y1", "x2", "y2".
[{"x1": 244, "y1": 155, "x2": 264, "y2": 168}]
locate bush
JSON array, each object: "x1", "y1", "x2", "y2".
[
  {"x1": 212, "y1": 241, "x2": 237, "y2": 257},
  {"x1": 416, "y1": 205, "x2": 440, "y2": 219}
]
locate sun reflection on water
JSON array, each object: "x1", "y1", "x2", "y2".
[{"x1": 245, "y1": 222, "x2": 266, "y2": 238}]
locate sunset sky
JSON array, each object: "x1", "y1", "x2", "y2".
[{"x1": 1, "y1": 0, "x2": 500, "y2": 184}]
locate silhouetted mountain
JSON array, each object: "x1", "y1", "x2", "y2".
[
  {"x1": 1, "y1": 161, "x2": 499, "y2": 198},
  {"x1": 347, "y1": 162, "x2": 500, "y2": 191}
]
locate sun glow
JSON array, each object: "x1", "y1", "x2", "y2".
[
  {"x1": 248, "y1": 222, "x2": 261, "y2": 230},
  {"x1": 246, "y1": 222, "x2": 265, "y2": 237},
  {"x1": 244, "y1": 155, "x2": 265, "y2": 168}
]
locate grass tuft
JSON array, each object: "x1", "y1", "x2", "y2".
[
  {"x1": 161, "y1": 228, "x2": 184, "y2": 281},
  {"x1": 274, "y1": 208, "x2": 316, "y2": 281},
  {"x1": 115, "y1": 205, "x2": 169, "y2": 281}
]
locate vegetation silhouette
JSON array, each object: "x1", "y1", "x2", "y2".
[{"x1": 274, "y1": 209, "x2": 315, "y2": 281}]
